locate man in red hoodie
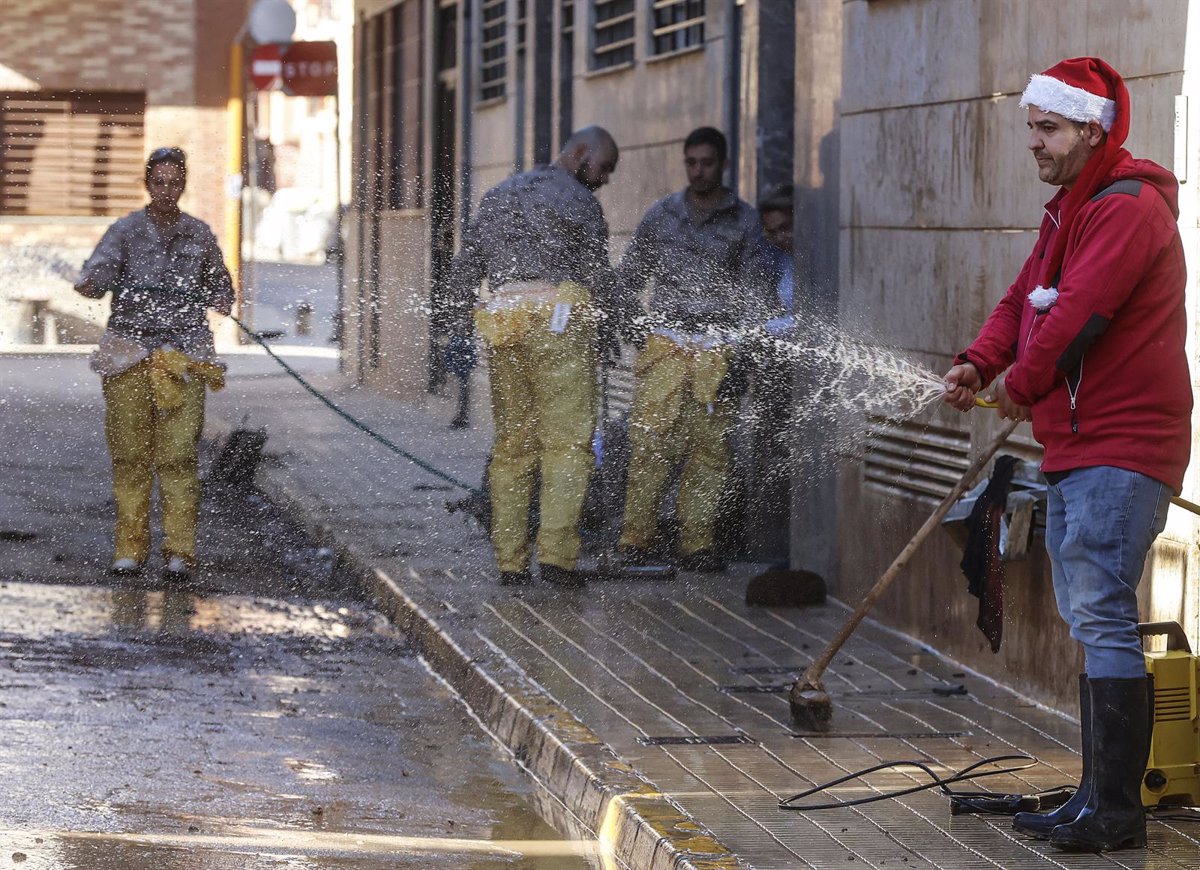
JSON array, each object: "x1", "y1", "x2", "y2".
[{"x1": 943, "y1": 58, "x2": 1191, "y2": 853}]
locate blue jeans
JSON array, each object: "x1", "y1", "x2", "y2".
[{"x1": 1046, "y1": 466, "x2": 1169, "y2": 679}]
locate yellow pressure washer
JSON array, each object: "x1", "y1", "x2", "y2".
[{"x1": 1141, "y1": 621, "x2": 1200, "y2": 809}]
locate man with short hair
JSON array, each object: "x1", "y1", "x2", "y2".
[
  {"x1": 445, "y1": 126, "x2": 628, "y2": 588},
  {"x1": 617, "y1": 126, "x2": 776, "y2": 572},
  {"x1": 944, "y1": 58, "x2": 1191, "y2": 852},
  {"x1": 758, "y1": 182, "x2": 795, "y2": 335}
]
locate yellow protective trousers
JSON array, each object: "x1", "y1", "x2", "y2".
[
  {"x1": 477, "y1": 283, "x2": 597, "y2": 572},
  {"x1": 619, "y1": 333, "x2": 736, "y2": 557},
  {"x1": 101, "y1": 349, "x2": 219, "y2": 564}
]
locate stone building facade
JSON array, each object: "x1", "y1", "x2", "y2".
[
  {"x1": 343, "y1": 0, "x2": 794, "y2": 397},
  {"x1": 344, "y1": 0, "x2": 1200, "y2": 705}
]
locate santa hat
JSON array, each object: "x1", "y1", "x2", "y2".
[
  {"x1": 1020, "y1": 58, "x2": 1131, "y2": 296},
  {"x1": 1020, "y1": 59, "x2": 1123, "y2": 131}
]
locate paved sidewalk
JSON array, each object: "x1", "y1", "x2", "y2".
[{"x1": 209, "y1": 367, "x2": 1200, "y2": 870}]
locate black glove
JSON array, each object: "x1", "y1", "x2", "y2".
[{"x1": 444, "y1": 334, "x2": 477, "y2": 379}]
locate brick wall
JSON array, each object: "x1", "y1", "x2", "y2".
[{"x1": 0, "y1": 0, "x2": 250, "y2": 245}]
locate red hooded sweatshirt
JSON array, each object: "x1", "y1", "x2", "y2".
[{"x1": 958, "y1": 153, "x2": 1192, "y2": 492}]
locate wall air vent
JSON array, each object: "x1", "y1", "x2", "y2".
[{"x1": 862, "y1": 416, "x2": 971, "y2": 504}]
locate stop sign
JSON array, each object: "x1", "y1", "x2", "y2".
[
  {"x1": 249, "y1": 43, "x2": 282, "y2": 91},
  {"x1": 281, "y1": 41, "x2": 338, "y2": 97}
]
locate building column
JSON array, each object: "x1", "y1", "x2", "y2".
[
  {"x1": 739, "y1": 0, "x2": 795, "y2": 196},
  {"x1": 790, "y1": 0, "x2": 842, "y2": 584}
]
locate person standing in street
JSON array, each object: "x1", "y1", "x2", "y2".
[
  {"x1": 617, "y1": 127, "x2": 776, "y2": 572},
  {"x1": 444, "y1": 126, "x2": 628, "y2": 588},
  {"x1": 943, "y1": 58, "x2": 1191, "y2": 852},
  {"x1": 75, "y1": 147, "x2": 234, "y2": 583},
  {"x1": 758, "y1": 183, "x2": 795, "y2": 338}
]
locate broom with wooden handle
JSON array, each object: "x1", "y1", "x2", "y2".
[{"x1": 790, "y1": 417, "x2": 1021, "y2": 732}]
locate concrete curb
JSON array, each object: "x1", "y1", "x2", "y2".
[{"x1": 250, "y1": 455, "x2": 746, "y2": 870}]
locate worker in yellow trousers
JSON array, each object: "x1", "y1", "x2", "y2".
[
  {"x1": 481, "y1": 282, "x2": 598, "y2": 580},
  {"x1": 102, "y1": 349, "x2": 226, "y2": 570},
  {"x1": 619, "y1": 333, "x2": 737, "y2": 565},
  {"x1": 75, "y1": 147, "x2": 234, "y2": 582},
  {"x1": 618, "y1": 128, "x2": 777, "y2": 572},
  {"x1": 444, "y1": 127, "x2": 631, "y2": 587}
]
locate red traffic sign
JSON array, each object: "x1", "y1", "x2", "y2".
[
  {"x1": 249, "y1": 43, "x2": 282, "y2": 91},
  {"x1": 281, "y1": 41, "x2": 338, "y2": 97}
]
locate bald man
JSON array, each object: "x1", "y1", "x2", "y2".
[{"x1": 445, "y1": 127, "x2": 631, "y2": 587}]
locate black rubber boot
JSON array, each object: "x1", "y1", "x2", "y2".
[
  {"x1": 540, "y1": 564, "x2": 587, "y2": 588},
  {"x1": 499, "y1": 569, "x2": 533, "y2": 586},
  {"x1": 1013, "y1": 674, "x2": 1091, "y2": 839},
  {"x1": 678, "y1": 549, "x2": 729, "y2": 573},
  {"x1": 1050, "y1": 676, "x2": 1150, "y2": 852}
]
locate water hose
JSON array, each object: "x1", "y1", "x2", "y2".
[{"x1": 229, "y1": 314, "x2": 481, "y2": 495}]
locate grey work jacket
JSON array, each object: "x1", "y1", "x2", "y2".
[
  {"x1": 443, "y1": 164, "x2": 627, "y2": 333},
  {"x1": 619, "y1": 189, "x2": 777, "y2": 331},
  {"x1": 78, "y1": 208, "x2": 234, "y2": 360}
]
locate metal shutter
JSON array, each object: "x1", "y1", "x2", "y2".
[{"x1": 0, "y1": 91, "x2": 145, "y2": 217}]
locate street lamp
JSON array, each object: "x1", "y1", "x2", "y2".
[{"x1": 248, "y1": 0, "x2": 297, "y2": 45}]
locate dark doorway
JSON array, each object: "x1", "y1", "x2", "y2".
[{"x1": 428, "y1": 0, "x2": 460, "y2": 393}]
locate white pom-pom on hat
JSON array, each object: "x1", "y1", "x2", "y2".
[{"x1": 1028, "y1": 285, "x2": 1059, "y2": 309}]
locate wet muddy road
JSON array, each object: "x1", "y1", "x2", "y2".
[{"x1": 0, "y1": 355, "x2": 595, "y2": 869}]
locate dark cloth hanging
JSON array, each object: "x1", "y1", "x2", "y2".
[{"x1": 959, "y1": 455, "x2": 1020, "y2": 652}]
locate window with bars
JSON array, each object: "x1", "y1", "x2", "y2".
[
  {"x1": 0, "y1": 91, "x2": 145, "y2": 217},
  {"x1": 368, "y1": 3, "x2": 424, "y2": 212},
  {"x1": 650, "y1": 0, "x2": 704, "y2": 56},
  {"x1": 479, "y1": 0, "x2": 508, "y2": 101},
  {"x1": 436, "y1": 1, "x2": 457, "y2": 73},
  {"x1": 591, "y1": 0, "x2": 635, "y2": 70},
  {"x1": 559, "y1": 0, "x2": 575, "y2": 144}
]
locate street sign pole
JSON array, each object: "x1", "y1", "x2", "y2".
[
  {"x1": 333, "y1": 85, "x2": 345, "y2": 352},
  {"x1": 225, "y1": 39, "x2": 245, "y2": 343}
]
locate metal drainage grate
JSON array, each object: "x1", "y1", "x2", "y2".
[
  {"x1": 638, "y1": 734, "x2": 757, "y2": 747},
  {"x1": 826, "y1": 686, "x2": 971, "y2": 699},
  {"x1": 719, "y1": 684, "x2": 790, "y2": 694},
  {"x1": 720, "y1": 684, "x2": 972, "y2": 701},
  {"x1": 731, "y1": 665, "x2": 802, "y2": 676},
  {"x1": 790, "y1": 730, "x2": 969, "y2": 740},
  {"x1": 0, "y1": 530, "x2": 38, "y2": 542}
]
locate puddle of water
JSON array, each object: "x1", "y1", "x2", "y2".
[
  {"x1": 0, "y1": 580, "x2": 601, "y2": 870},
  {"x1": 0, "y1": 827, "x2": 603, "y2": 869}
]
